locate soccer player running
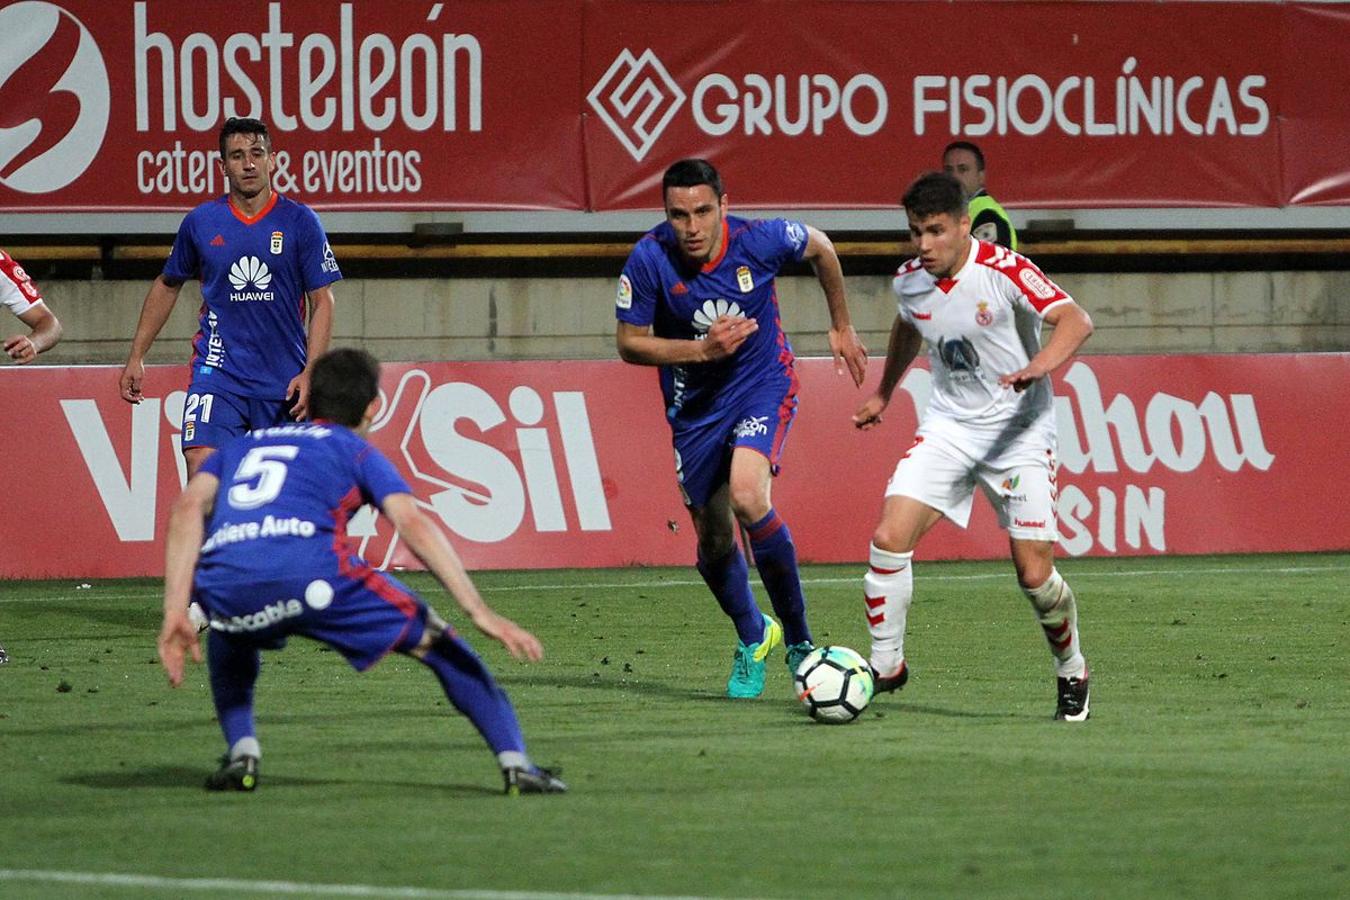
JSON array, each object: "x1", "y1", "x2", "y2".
[
  {"x1": 119, "y1": 117, "x2": 339, "y2": 480},
  {"x1": 157, "y1": 348, "x2": 566, "y2": 794},
  {"x1": 1, "y1": 247, "x2": 64, "y2": 665},
  {"x1": 853, "y1": 172, "x2": 1094, "y2": 720},
  {"x1": 616, "y1": 158, "x2": 868, "y2": 698}
]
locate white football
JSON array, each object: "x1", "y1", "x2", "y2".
[{"x1": 794, "y1": 645, "x2": 874, "y2": 723}]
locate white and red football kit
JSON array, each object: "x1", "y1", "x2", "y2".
[
  {"x1": 885, "y1": 239, "x2": 1075, "y2": 541},
  {"x1": 0, "y1": 249, "x2": 45, "y2": 318}
]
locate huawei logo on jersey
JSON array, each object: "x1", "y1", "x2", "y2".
[
  {"x1": 228, "y1": 256, "x2": 275, "y2": 302},
  {"x1": 913, "y1": 311, "x2": 932, "y2": 320},
  {"x1": 691, "y1": 298, "x2": 743, "y2": 333}
]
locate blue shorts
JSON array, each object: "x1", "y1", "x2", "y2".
[
  {"x1": 193, "y1": 567, "x2": 429, "y2": 671},
  {"x1": 181, "y1": 383, "x2": 293, "y2": 450},
  {"x1": 671, "y1": 384, "x2": 798, "y2": 508}
]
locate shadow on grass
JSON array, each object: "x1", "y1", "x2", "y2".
[
  {"x1": 496, "y1": 671, "x2": 739, "y2": 703},
  {"x1": 62, "y1": 766, "x2": 499, "y2": 797}
]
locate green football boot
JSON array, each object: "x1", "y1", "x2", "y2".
[
  {"x1": 785, "y1": 641, "x2": 815, "y2": 676},
  {"x1": 727, "y1": 614, "x2": 782, "y2": 699}
]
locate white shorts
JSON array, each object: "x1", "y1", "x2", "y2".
[{"x1": 884, "y1": 420, "x2": 1060, "y2": 542}]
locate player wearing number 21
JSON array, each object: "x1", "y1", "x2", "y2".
[
  {"x1": 120, "y1": 117, "x2": 340, "y2": 480},
  {"x1": 854, "y1": 172, "x2": 1095, "y2": 721}
]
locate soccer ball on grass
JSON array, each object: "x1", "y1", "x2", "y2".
[{"x1": 794, "y1": 645, "x2": 874, "y2": 723}]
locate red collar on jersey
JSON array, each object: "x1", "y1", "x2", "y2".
[
  {"x1": 228, "y1": 191, "x2": 279, "y2": 226},
  {"x1": 700, "y1": 219, "x2": 731, "y2": 273}
]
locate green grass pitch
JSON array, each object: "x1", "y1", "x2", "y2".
[{"x1": 2, "y1": 554, "x2": 1346, "y2": 899}]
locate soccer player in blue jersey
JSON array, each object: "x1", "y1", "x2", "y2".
[
  {"x1": 120, "y1": 117, "x2": 339, "y2": 480},
  {"x1": 156, "y1": 348, "x2": 566, "y2": 795},
  {"x1": 615, "y1": 158, "x2": 868, "y2": 698}
]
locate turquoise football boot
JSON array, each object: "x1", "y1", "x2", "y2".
[
  {"x1": 785, "y1": 641, "x2": 815, "y2": 676},
  {"x1": 727, "y1": 614, "x2": 782, "y2": 699}
]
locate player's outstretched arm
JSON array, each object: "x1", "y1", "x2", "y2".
[
  {"x1": 854, "y1": 316, "x2": 922, "y2": 430},
  {"x1": 999, "y1": 301, "x2": 1094, "y2": 392},
  {"x1": 381, "y1": 493, "x2": 543, "y2": 662},
  {"x1": 802, "y1": 225, "x2": 868, "y2": 386},
  {"x1": 158, "y1": 471, "x2": 216, "y2": 686},
  {"x1": 616, "y1": 317, "x2": 756, "y2": 366},
  {"x1": 4, "y1": 304, "x2": 61, "y2": 364},
  {"x1": 121, "y1": 276, "x2": 183, "y2": 404}
]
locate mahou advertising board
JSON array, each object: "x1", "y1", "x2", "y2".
[
  {"x1": 1, "y1": 354, "x2": 1345, "y2": 579},
  {"x1": 0, "y1": 1, "x2": 1347, "y2": 212}
]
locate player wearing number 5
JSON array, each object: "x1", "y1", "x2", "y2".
[
  {"x1": 120, "y1": 117, "x2": 340, "y2": 480},
  {"x1": 157, "y1": 349, "x2": 566, "y2": 794}
]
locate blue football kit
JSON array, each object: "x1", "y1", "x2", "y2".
[
  {"x1": 164, "y1": 193, "x2": 341, "y2": 448},
  {"x1": 193, "y1": 422, "x2": 425, "y2": 670},
  {"x1": 191, "y1": 421, "x2": 535, "y2": 777},
  {"x1": 617, "y1": 215, "x2": 808, "y2": 508}
]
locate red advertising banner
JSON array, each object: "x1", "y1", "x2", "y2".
[
  {"x1": 0, "y1": 1, "x2": 1347, "y2": 213},
  {"x1": 1, "y1": 354, "x2": 1346, "y2": 579},
  {"x1": 0, "y1": 0, "x2": 585, "y2": 211}
]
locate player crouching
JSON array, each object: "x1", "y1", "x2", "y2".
[{"x1": 157, "y1": 348, "x2": 566, "y2": 794}]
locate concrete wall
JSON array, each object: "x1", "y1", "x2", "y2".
[{"x1": 28, "y1": 270, "x2": 1350, "y2": 366}]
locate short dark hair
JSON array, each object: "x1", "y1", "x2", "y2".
[
  {"x1": 309, "y1": 348, "x2": 380, "y2": 427},
  {"x1": 943, "y1": 140, "x2": 986, "y2": 171},
  {"x1": 662, "y1": 158, "x2": 723, "y2": 200},
  {"x1": 902, "y1": 171, "x2": 968, "y2": 220},
  {"x1": 219, "y1": 117, "x2": 271, "y2": 157}
]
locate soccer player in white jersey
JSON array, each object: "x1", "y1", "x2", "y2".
[
  {"x1": 852, "y1": 172, "x2": 1095, "y2": 720},
  {"x1": 1, "y1": 247, "x2": 63, "y2": 664}
]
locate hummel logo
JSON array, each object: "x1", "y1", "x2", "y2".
[
  {"x1": 587, "y1": 48, "x2": 685, "y2": 162},
  {"x1": 210, "y1": 235, "x2": 225, "y2": 246}
]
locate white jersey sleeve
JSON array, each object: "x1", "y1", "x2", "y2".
[{"x1": 0, "y1": 249, "x2": 44, "y2": 317}]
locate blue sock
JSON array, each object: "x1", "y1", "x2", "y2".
[
  {"x1": 414, "y1": 629, "x2": 526, "y2": 755},
  {"x1": 748, "y1": 509, "x2": 812, "y2": 646},
  {"x1": 206, "y1": 631, "x2": 261, "y2": 754},
  {"x1": 697, "y1": 545, "x2": 764, "y2": 646}
]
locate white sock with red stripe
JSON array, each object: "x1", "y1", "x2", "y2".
[
  {"x1": 1023, "y1": 568, "x2": 1086, "y2": 679},
  {"x1": 864, "y1": 544, "x2": 913, "y2": 676}
]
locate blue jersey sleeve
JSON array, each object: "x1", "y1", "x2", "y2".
[
  {"x1": 162, "y1": 211, "x2": 202, "y2": 283},
  {"x1": 616, "y1": 240, "x2": 662, "y2": 327},
  {"x1": 355, "y1": 443, "x2": 413, "y2": 508},
  {"x1": 746, "y1": 218, "x2": 811, "y2": 271},
  {"x1": 295, "y1": 204, "x2": 342, "y2": 292}
]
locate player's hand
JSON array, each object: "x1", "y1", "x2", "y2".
[
  {"x1": 701, "y1": 314, "x2": 758, "y2": 361},
  {"x1": 829, "y1": 325, "x2": 868, "y2": 386},
  {"x1": 999, "y1": 364, "x2": 1046, "y2": 393},
  {"x1": 157, "y1": 610, "x2": 203, "y2": 687},
  {"x1": 3, "y1": 334, "x2": 39, "y2": 364},
  {"x1": 287, "y1": 370, "x2": 312, "y2": 420},
  {"x1": 469, "y1": 609, "x2": 544, "y2": 662},
  {"x1": 119, "y1": 359, "x2": 145, "y2": 403},
  {"x1": 852, "y1": 393, "x2": 888, "y2": 430}
]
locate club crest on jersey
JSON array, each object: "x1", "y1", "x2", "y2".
[
  {"x1": 736, "y1": 266, "x2": 754, "y2": 293},
  {"x1": 270, "y1": 231, "x2": 284, "y2": 255},
  {"x1": 975, "y1": 301, "x2": 994, "y2": 326}
]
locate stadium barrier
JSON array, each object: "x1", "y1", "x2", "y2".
[{"x1": 1, "y1": 354, "x2": 1346, "y2": 579}]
